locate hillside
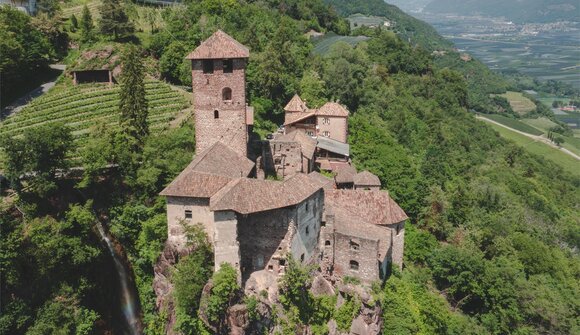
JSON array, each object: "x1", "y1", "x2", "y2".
[{"x1": 424, "y1": 0, "x2": 580, "y2": 23}]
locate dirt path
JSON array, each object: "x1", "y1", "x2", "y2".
[
  {"x1": 1, "y1": 64, "x2": 66, "y2": 119},
  {"x1": 477, "y1": 115, "x2": 580, "y2": 161}
]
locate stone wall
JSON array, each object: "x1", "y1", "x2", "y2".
[
  {"x1": 214, "y1": 211, "x2": 241, "y2": 278},
  {"x1": 166, "y1": 196, "x2": 215, "y2": 249},
  {"x1": 290, "y1": 191, "x2": 324, "y2": 265},
  {"x1": 388, "y1": 222, "x2": 405, "y2": 269},
  {"x1": 317, "y1": 116, "x2": 348, "y2": 143},
  {"x1": 333, "y1": 232, "x2": 379, "y2": 284},
  {"x1": 192, "y1": 58, "x2": 248, "y2": 157},
  {"x1": 269, "y1": 140, "x2": 303, "y2": 179}
]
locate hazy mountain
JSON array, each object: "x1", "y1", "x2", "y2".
[
  {"x1": 386, "y1": 0, "x2": 434, "y2": 13},
  {"x1": 423, "y1": 0, "x2": 580, "y2": 22}
]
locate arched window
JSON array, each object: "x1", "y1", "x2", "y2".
[
  {"x1": 222, "y1": 87, "x2": 232, "y2": 101},
  {"x1": 349, "y1": 260, "x2": 359, "y2": 271},
  {"x1": 349, "y1": 240, "x2": 360, "y2": 251},
  {"x1": 325, "y1": 240, "x2": 331, "y2": 246},
  {"x1": 214, "y1": 110, "x2": 219, "y2": 119}
]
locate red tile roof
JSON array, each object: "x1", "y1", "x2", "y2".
[
  {"x1": 353, "y1": 171, "x2": 381, "y2": 187},
  {"x1": 273, "y1": 130, "x2": 317, "y2": 159},
  {"x1": 210, "y1": 173, "x2": 322, "y2": 214},
  {"x1": 316, "y1": 102, "x2": 349, "y2": 117},
  {"x1": 334, "y1": 165, "x2": 357, "y2": 184},
  {"x1": 325, "y1": 190, "x2": 408, "y2": 226},
  {"x1": 186, "y1": 30, "x2": 250, "y2": 60},
  {"x1": 284, "y1": 94, "x2": 307, "y2": 113},
  {"x1": 284, "y1": 111, "x2": 316, "y2": 126},
  {"x1": 187, "y1": 142, "x2": 254, "y2": 178},
  {"x1": 160, "y1": 169, "x2": 232, "y2": 198},
  {"x1": 308, "y1": 171, "x2": 335, "y2": 190}
]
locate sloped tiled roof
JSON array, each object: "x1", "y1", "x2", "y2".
[
  {"x1": 325, "y1": 190, "x2": 408, "y2": 226},
  {"x1": 273, "y1": 130, "x2": 316, "y2": 159},
  {"x1": 284, "y1": 111, "x2": 316, "y2": 126},
  {"x1": 186, "y1": 30, "x2": 250, "y2": 60},
  {"x1": 210, "y1": 173, "x2": 322, "y2": 214},
  {"x1": 334, "y1": 164, "x2": 357, "y2": 184},
  {"x1": 284, "y1": 94, "x2": 307, "y2": 113},
  {"x1": 353, "y1": 171, "x2": 381, "y2": 187},
  {"x1": 160, "y1": 169, "x2": 232, "y2": 198},
  {"x1": 308, "y1": 171, "x2": 335, "y2": 190},
  {"x1": 316, "y1": 102, "x2": 349, "y2": 117},
  {"x1": 188, "y1": 142, "x2": 254, "y2": 178}
]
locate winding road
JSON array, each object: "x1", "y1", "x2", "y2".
[{"x1": 476, "y1": 115, "x2": 580, "y2": 161}]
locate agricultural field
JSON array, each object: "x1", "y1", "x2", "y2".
[
  {"x1": 0, "y1": 79, "x2": 190, "y2": 161},
  {"x1": 482, "y1": 114, "x2": 543, "y2": 135},
  {"x1": 521, "y1": 117, "x2": 558, "y2": 133},
  {"x1": 497, "y1": 91, "x2": 537, "y2": 115},
  {"x1": 347, "y1": 14, "x2": 390, "y2": 30},
  {"x1": 485, "y1": 122, "x2": 580, "y2": 177},
  {"x1": 312, "y1": 33, "x2": 370, "y2": 55}
]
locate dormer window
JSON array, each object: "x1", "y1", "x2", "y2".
[
  {"x1": 222, "y1": 87, "x2": 232, "y2": 101},
  {"x1": 223, "y1": 59, "x2": 233, "y2": 73},
  {"x1": 203, "y1": 60, "x2": 214, "y2": 74}
]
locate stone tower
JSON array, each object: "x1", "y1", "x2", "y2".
[{"x1": 186, "y1": 30, "x2": 251, "y2": 157}]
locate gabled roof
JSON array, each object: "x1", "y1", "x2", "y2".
[
  {"x1": 308, "y1": 171, "x2": 335, "y2": 190},
  {"x1": 186, "y1": 30, "x2": 250, "y2": 60},
  {"x1": 187, "y1": 142, "x2": 254, "y2": 178},
  {"x1": 284, "y1": 94, "x2": 307, "y2": 113},
  {"x1": 210, "y1": 174, "x2": 322, "y2": 214},
  {"x1": 325, "y1": 190, "x2": 408, "y2": 226},
  {"x1": 273, "y1": 130, "x2": 317, "y2": 159},
  {"x1": 317, "y1": 137, "x2": 350, "y2": 157},
  {"x1": 334, "y1": 164, "x2": 357, "y2": 184},
  {"x1": 160, "y1": 169, "x2": 232, "y2": 198},
  {"x1": 284, "y1": 111, "x2": 316, "y2": 126},
  {"x1": 316, "y1": 102, "x2": 349, "y2": 117},
  {"x1": 354, "y1": 171, "x2": 381, "y2": 187}
]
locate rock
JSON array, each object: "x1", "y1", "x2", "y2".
[
  {"x1": 349, "y1": 316, "x2": 368, "y2": 335},
  {"x1": 327, "y1": 319, "x2": 338, "y2": 335},
  {"x1": 228, "y1": 304, "x2": 249, "y2": 335},
  {"x1": 311, "y1": 274, "x2": 335, "y2": 296},
  {"x1": 244, "y1": 270, "x2": 279, "y2": 303}
]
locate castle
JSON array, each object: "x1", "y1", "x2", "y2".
[{"x1": 160, "y1": 30, "x2": 407, "y2": 286}]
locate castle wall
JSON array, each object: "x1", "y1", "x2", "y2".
[
  {"x1": 269, "y1": 140, "x2": 303, "y2": 179},
  {"x1": 289, "y1": 191, "x2": 323, "y2": 264},
  {"x1": 192, "y1": 59, "x2": 248, "y2": 157},
  {"x1": 317, "y1": 116, "x2": 348, "y2": 143},
  {"x1": 333, "y1": 232, "x2": 380, "y2": 284},
  {"x1": 389, "y1": 222, "x2": 405, "y2": 269},
  {"x1": 214, "y1": 211, "x2": 241, "y2": 277},
  {"x1": 166, "y1": 196, "x2": 215, "y2": 249}
]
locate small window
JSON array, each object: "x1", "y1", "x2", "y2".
[
  {"x1": 202, "y1": 60, "x2": 214, "y2": 74},
  {"x1": 184, "y1": 210, "x2": 192, "y2": 219},
  {"x1": 300, "y1": 254, "x2": 305, "y2": 262},
  {"x1": 396, "y1": 224, "x2": 402, "y2": 235},
  {"x1": 350, "y1": 260, "x2": 359, "y2": 271},
  {"x1": 214, "y1": 110, "x2": 219, "y2": 119},
  {"x1": 325, "y1": 240, "x2": 331, "y2": 246},
  {"x1": 268, "y1": 265, "x2": 273, "y2": 271},
  {"x1": 222, "y1": 87, "x2": 232, "y2": 101},
  {"x1": 306, "y1": 131, "x2": 314, "y2": 137},
  {"x1": 350, "y1": 240, "x2": 360, "y2": 251},
  {"x1": 321, "y1": 221, "x2": 326, "y2": 227},
  {"x1": 223, "y1": 59, "x2": 233, "y2": 73},
  {"x1": 305, "y1": 203, "x2": 309, "y2": 212},
  {"x1": 279, "y1": 259, "x2": 286, "y2": 266},
  {"x1": 305, "y1": 226, "x2": 309, "y2": 235},
  {"x1": 323, "y1": 131, "x2": 330, "y2": 137},
  {"x1": 323, "y1": 117, "x2": 330, "y2": 125}
]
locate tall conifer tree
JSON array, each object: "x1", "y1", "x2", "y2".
[
  {"x1": 119, "y1": 45, "x2": 148, "y2": 144},
  {"x1": 79, "y1": 5, "x2": 93, "y2": 42},
  {"x1": 98, "y1": 0, "x2": 134, "y2": 40}
]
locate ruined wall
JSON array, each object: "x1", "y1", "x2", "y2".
[
  {"x1": 166, "y1": 196, "x2": 215, "y2": 249},
  {"x1": 317, "y1": 116, "x2": 348, "y2": 143},
  {"x1": 333, "y1": 232, "x2": 379, "y2": 284},
  {"x1": 320, "y1": 213, "x2": 336, "y2": 276},
  {"x1": 238, "y1": 207, "x2": 294, "y2": 279},
  {"x1": 192, "y1": 59, "x2": 247, "y2": 157},
  {"x1": 213, "y1": 211, "x2": 241, "y2": 277},
  {"x1": 290, "y1": 190, "x2": 324, "y2": 264},
  {"x1": 269, "y1": 141, "x2": 303, "y2": 179}
]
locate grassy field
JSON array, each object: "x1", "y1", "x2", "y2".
[
  {"x1": 497, "y1": 91, "x2": 537, "y2": 115},
  {"x1": 312, "y1": 33, "x2": 370, "y2": 55},
  {"x1": 0, "y1": 79, "x2": 190, "y2": 160},
  {"x1": 483, "y1": 114, "x2": 543, "y2": 135},
  {"x1": 485, "y1": 122, "x2": 579, "y2": 176}
]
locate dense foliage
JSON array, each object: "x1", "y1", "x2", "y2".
[{"x1": 0, "y1": 0, "x2": 578, "y2": 334}]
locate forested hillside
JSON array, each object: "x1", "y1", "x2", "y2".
[{"x1": 1, "y1": 1, "x2": 578, "y2": 335}]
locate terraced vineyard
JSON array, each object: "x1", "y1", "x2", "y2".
[{"x1": 0, "y1": 80, "x2": 190, "y2": 160}]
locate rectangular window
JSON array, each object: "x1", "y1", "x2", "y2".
[
  {"x1": 202, "y1": 60, "x2": 214, "y2": 74},
  {"x1": 184, "y1": 210, "x2": 192, "y2": 219},
  {"x1": 323, "y1": 131, "x2": 330, "y2": 137},
  {"x1": 223, "y1": 59, "x2": 233, "y2": 73}
]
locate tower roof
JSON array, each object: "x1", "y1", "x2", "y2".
[
  {"x1": 353, "y1": 171, "x2": 381, "y2": 187},
  {"x1": 316, "y1": 102, "x2": 349, "y2": 117},
  {"x1": 284, "y1": 94, "x2": 307, "y2": 113},
  {"x1": 186, "y1": 30, "x2": 250, "y2": 60}
]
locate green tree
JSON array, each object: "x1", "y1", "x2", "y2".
[
  {"x1": 119, "y1": 45, "x2": 149, "y2": 145},
  {"x1": 70, "y1": 14, "x2": 78, "y2": 31},
  {"x1": 98, "y1": 0, "x2": 134, "y2": 40},
  {"x1": 299, "y1": 70, "x2": 327, "y2": 108},
  {"x1": 36, "y1": 0, "x2": 60, "y2": 17},
  {"x1": 80, "y1": 5, "x2": 94, "y2": 42},
  {"x1": 1, "y1": 123, "x2": 73, "y2": 196},
  {"x1": 205, "y1": 263, "x2": 239, "y2": 331}
]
